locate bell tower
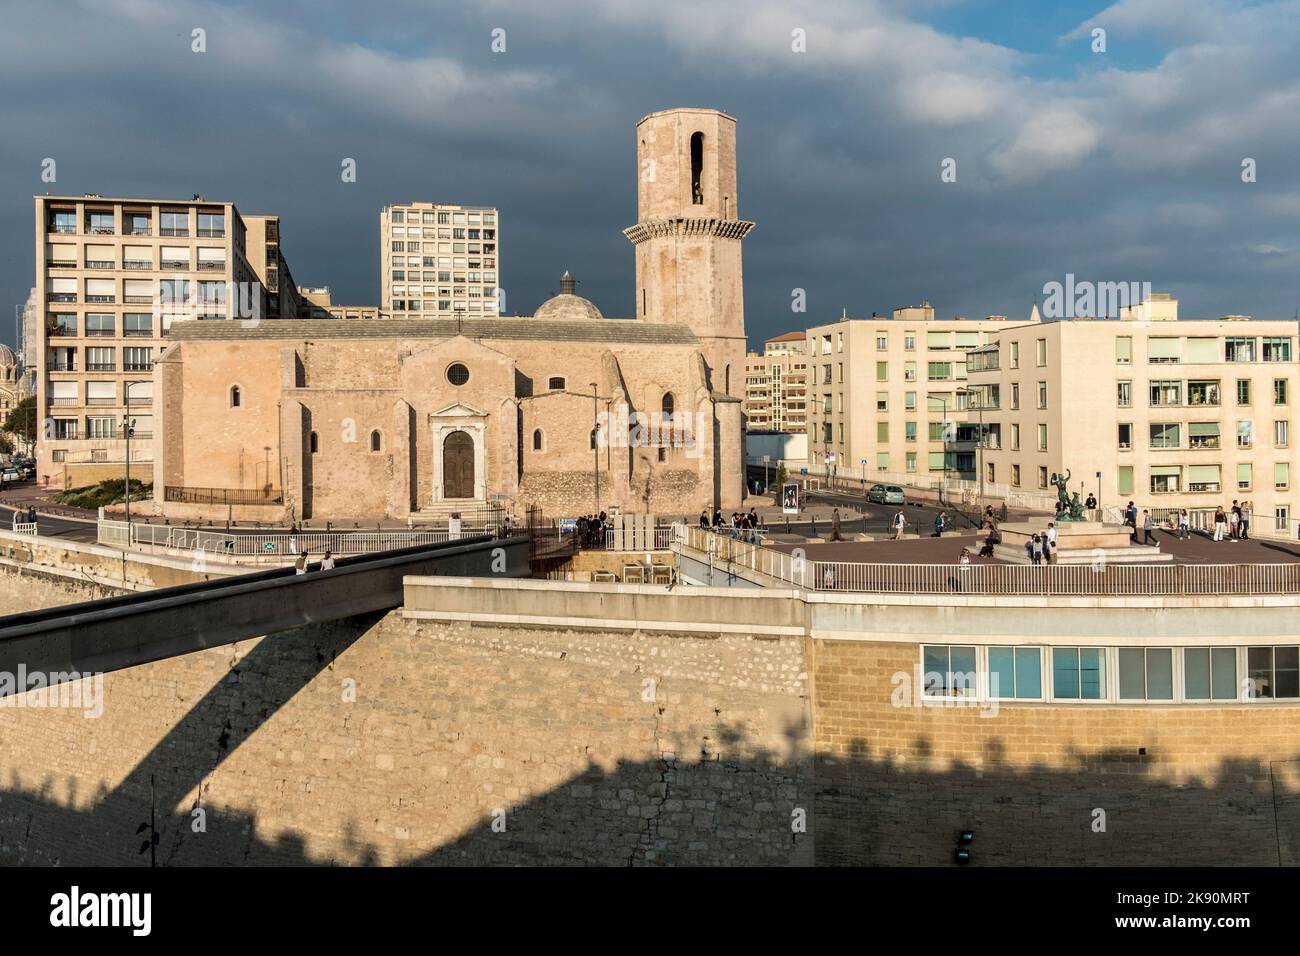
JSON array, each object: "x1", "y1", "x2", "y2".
[{"x1": 624, "y1": 108, "x2": 754, "y2": 396}]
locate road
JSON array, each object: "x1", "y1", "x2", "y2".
[{"x1": 0, "y1": 505, "x2": 98, "y2": 543}]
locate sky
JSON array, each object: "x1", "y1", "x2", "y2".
[{"x1": 2, "y1": 0, "x2": 1299, "y2": 350}]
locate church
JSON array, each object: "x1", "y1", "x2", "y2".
[{"x1": 152, "y1": 108, "x2": 751, "y2": 522}]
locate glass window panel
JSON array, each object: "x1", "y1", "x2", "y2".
[
  {"x1": 950, "y1": 646, "x2": 977, "y2": 697},
  {"x1": 1184, "y1": 648, "x2": 1211, "y2": 700},
  {"x1": 1080, "y1": 648, "x2": 1105, "y2": 699},
  {"x1": 1147, "y1": 648, "x2": 1174, "y2": 700},
  {"x1": 1247, "y1": 647, "x2": 1273, "y2": 698},
  {"x1": 1014, "y1": 648, "x2": 1041, "y2": 699},
  {"x1": 922, "y1": 646, "x2": 947, "y2": 697},
  {"x1": 1053, "y1": 648, "x2": 1080, "y2": 699},
  {"x1": 1211, "y1": 648, "x2": 1237, "y2": 700},
  {"x1": 988, "y1": 648, "x2": 1014, "y2": 699},
  {"x1": 1119, "y1": 648, "x2": 1145, "y2": 699},
  {"x1": 1276, "y1": 647, "x2": 1299, "y2": 698}
]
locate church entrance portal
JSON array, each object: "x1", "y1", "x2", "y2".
[{"x1": 443, "y1": 431, "x2": 475, "y2": 499}]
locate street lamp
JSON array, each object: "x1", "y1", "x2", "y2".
[
  {"x1": 958, "y1": 387, "x2": 986, "y2": 509},
  {"x1": 590, "y1": 382, "x2": 600, "y2": 513},
  {"x1": 762, "y1": 454, "x2": 770, "y2": 494}
]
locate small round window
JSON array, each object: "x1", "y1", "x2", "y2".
[{"x1": 447, "y1": 363, "x2": 470, "y2": 386}]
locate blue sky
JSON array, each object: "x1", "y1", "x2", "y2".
[{"x1": 2, "y1": 0, "x2": 1298, "y2": 349}]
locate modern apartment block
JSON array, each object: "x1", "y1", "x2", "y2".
[
  {"x1": 744, "y1": 331, "x2": 807, "y2": 431},
  {"x1": 379, "y1": 203, "x2": 499, "y2": 317},
  {"x1": 243, "y1": 215, "x2": 302, "y2": 320},
  {"x1": 967, "y1": 294, "x2": 1300, "y2": 530},
  {"x1": 804, "y1": 304, "x2": 1034, "y2": 482},
  {"x1": 33, "y1": 194, "x2": 278, "y2": 487}
]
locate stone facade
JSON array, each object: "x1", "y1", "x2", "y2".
[{"x1": 152, "y1": 108, "x2": 752, "y2": 522}]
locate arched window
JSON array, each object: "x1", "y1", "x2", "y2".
[
  {"x1": 309, "y1": 431, "x2": 318, "y2": 454},
  {"x1": 533, "y1": 429, "x2": 543, "y2": 452},
  {"x1": 690, "y1": 132, "x2": 704, "y2": 205},
  {"x1": 590, "y1": 427, "x2": 598, "y2": 450},
  {"x1": 370, "y1": 430, "x2": 382, "y2": 452},
  {"x1": 661, "y1": 392, "x2": 675, "y2": 419},
  {"x1": 230, "y1": 385, "x2": 241, "y2": 408}
]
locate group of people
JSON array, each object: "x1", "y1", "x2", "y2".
[
  {"x1": 1121, "y1": 499, "x2": 1254, "y2": 543},
  {"x1": 1211, "y1": 500, "x2": 1253, "y2": 542},
  {"x1": 701, "y1": 508, "x2": 763, "y2": 542},
  {"x1": 575, "y1": 512, "x2": 609, "y2": 548},
  {"x1": 293, "y1": 549, "x2": 336, "y2": 574}
]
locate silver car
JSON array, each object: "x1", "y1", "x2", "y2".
[{"x1": 866, "y1": 484, "x2": 905, "y2": 505}]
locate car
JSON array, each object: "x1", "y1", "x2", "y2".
[
  {"x1": 0, "y1": 468, "x2": 19, "y2": 484},
  {"x1": 866, "y1": 483, "x2": 905, "y2": 505}
]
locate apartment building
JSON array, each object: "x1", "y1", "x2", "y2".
[
  {"x1": 379, "y1": 203, "x2": 499, "y2": 318},
  {"x1": 743, "y1": 331, "x2": 807, "y2": 431},
  {"x1": 966, "y1": 295, "x2": 1300, "y2": 530},
  {"x1": 244, "y1": 215, "x2": 302, "y2": 319},
  {"x1": 34, "y1": 194, "x2": 275, "y2": 487},
  {"x1": 805, "y1": 303, "x2": 1035, "y2": 481}
]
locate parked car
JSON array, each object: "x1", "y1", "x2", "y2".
[
  {"x1": 0, "y1": 468, "x2": 19, "y2": 484},
  {"x1": 866, "y1": 483, "x2": 905, "y2": 505}
]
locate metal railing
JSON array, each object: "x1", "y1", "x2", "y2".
[
  {"x1": 164, "y1": 486, "x2": 283, "y2": 505},
  {"x1": 602, "y1": 527, "x2": 675, "y2": 551},
  {"x1": 672, "y1": 524, "x2": 1300, "y2": 595},
  {"x1": 98, "y1": 518, "x2": 464, "y2": 558}
]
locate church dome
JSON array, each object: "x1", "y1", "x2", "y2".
[
  {"x1": 533, "y1": 271, "x2": 604, "y2": 321},
  {"x1": 0, "y1": 344, "x2": 16, "y2": 367}
]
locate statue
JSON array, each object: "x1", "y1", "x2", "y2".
[{"x1": 1051, "y1": 470, "x2": 1086, "y2": 521}]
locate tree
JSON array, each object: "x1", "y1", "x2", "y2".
[
  {"x1": 0, "y1": 435, "x2": 12, "y2": 456},
  {"x1": 775, "y1": 462, "x2": 788, "y2": 492},
  {"x1": 2, "y1": 396, "x2": 35, "y2": 454}
]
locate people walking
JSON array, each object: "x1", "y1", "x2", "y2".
[
  {"x1": 321, "y1": 550, "x2": 336, "y2": 571},
  {"x1": 830, "y1": 508, "x2": 843, "y2": 542},
  {"x1": 1125, "y1": 501, "x2": 1138, "y2": 542},
  {"x1": 892, "y1": 508, "x2": 907, "y2": 540},
  {"x1": 1213, "y1": 506, "x2": 1227, "y2": 541},
  {"x1": 1141, "y1": 509, "x2": 1157, "y2": 545},
  {"x1": 1045, "y1": 522, "x2": 1059, "y2": 564},
  {"x1": 294, "y1": 550, "x2": 308, "y2": 575},
  {"x1": 934, "y1": 511, "x2": 947, "y2": 538},
  {"x1": 1241, "y1": 501, "x2": 1252, "y2": 540},
  {"x1": 1178, "y1": 509, "x2": 1190, "y2": 539}
]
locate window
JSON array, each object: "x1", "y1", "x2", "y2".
[
  {"x1": 1149, "y1": 423, "x2": 1180, "y2": 449},
  {"x1": 926, "y1": 332, "x2": 951, "y2": 350},
  {"x1": 903, "y1": 362, "x2": 917, "y2": 381},
  {"x1": 447, "y1": 363, "x2": 470, "y2": 386},
  {"x1": 85, "y1": 210, "x2": 115, "y2": 234},
  {"x1": 1037, "y1": 424, "x2": 1048, "y2": 451},
  {"x1": 1147, "y1": 337, "x2": 1179, "y2": 363},
  {"x1": 87, "y1": 416, "x2": 116, "y2": 439},
  {"x1": 123, "y1": 347, "x2": 152, "y2": 372},
  {"x1": 1009, "y1": 341, "x2": 1019, "y2": 369},
  {"x1": 86, "y1": 346, "x2": 115, "y2": 372},
  {"x1": 928, "y1": 422, "x2": 946, "y2": 441},
  {"x1": 1187, "y1": 464, "x2": 1221, "y2": 493},
  {"x1": 1149, "y1": 381, "x2": 1181, "y2": 406},
  {"x1": 1117, "y1": 381, "x2": 1131, "y2": 407},
  {"x1": 370, "y1": 430, "x2": 382, "y2": 452},
  {"x1": 876, "y1": 361, "x2": 888, "y2": 382},
  {"x1": 198, "y1": 212, "x2": 225, "y2": 238},
  {"x1": 1237, "y1": 379, "x2": 1251, "y2": 405},
  {"x1": 1247, "y1": 647, "x2": 1300, "y2": 699},
  {"x1": 1052, "y1": 648, "x2": 1106, "y2": 700},
  {"x1": 48, "y1": 210, "x2": 76, "y2": 233},
  {"x1": 1187, "y1": 380, "x2": 1220, "y2": 406},
  {"x1": 1276, "y1": 462, "x2": 1290, "y2": 490},
  {"x1": 929, "y1": 451, "x2": 947, "y2": 472},
  {"x1": 1264, "y1": 337, "x2": 1292, "y2": 362},
  {"x1": 906, "y1": 452, "x2": 917, "y2": 472},
  {"x1": 1118, "y1": 423, "x2": 1132, "y2": 450},
  {"x1": 1276, "y1": 420, "x2": 1289, "y2": 448},
  {"x1": 986, "y1": 462, "x2": 995, "y2": 483},
  {"x1": 228, "y1": 385, "x2": 241, "y2": 408},
  {"x1": 1038, "y1": 466, "x2": 1048, "y2": 489},
  {"x1": 876, "y1": 391, "x2": 888, "y2": 412},
  {"x1": 160, "y1": 211, "x2": 189, "y2": 237},
  {"x1": 532, "y1": 429, "x2": 543, "y2": 452},
  {"x1": 1274, "y1": 379, "x2": 1288, "y2": 404},
  {"x1": 1225, "y1": 337, "x2": 1256, "y2": 362},
  {"x1": 1238, "y1": 462, "x2": 1253, "y2": 490},
  {"x1": 1184, "y1": 648, "x2": 1238, "y2": 701},
  {"x1": 922, "y1": 645, "x2": 977, "y2": 698},
  {"x1": 904, "y1": 333, "x2": 915, "y2": 351},
  {"x1": 876, "y1": 334, "x2": 887, "y2": 351},
  {"x1": 1117, "y1": 465, "x2": 1134, "y2": 496},
  {"x1": 905, "y1": 421, "x2": 917, "y2": 442},
  {"x1": 987, "y1": 647, "x2": 1043, "y2": 699},
  {"x1": 1036, "y1": 381, "x2": 1047, "y2": 409},
  {"x1": 548, "y1": 377, "x2": 565, "y2": 391},
  {"x1": 124, "y1": 313, "x2": 152, "y2": 337},
  {"x1": 50, "y1": 313, "x2": 77, "y2": 336},
  {"x1": 876, "y1": 422, "x2": 889, "y2": 442},
  {"x1": 1185, "y1": 337, "x2": 1218, "y2": 364},
  {"x1": 1035, "y1": 338, "x2": 1047, "y2": 366},
  {"x1": 1188, "y1": 422, "x2": 1220, "y2": 449},
  {"x1": 309, "y1": 431, "x2": 318, "y2": 454},
  {"x1": 1150, "y1": 465, "x2": 1181, "y2": 493},
  {"x1": 877, "y1": 452, "x2": 889, "y2": 471},
  {"x1": 1011, "y1": 423, "x2": 1020, "y2": 451},
  {"x1": 955, "y1": 331, "x2": 980, "y2": 350},
  {"x1": 1118, "y1": 648, "x2": 1174, "y2": 701},
  {"x1": 1008, "y1": 382, "x2": 1019, "y2": 410},
  {"x1": 662, "y1": 392, "x2": 674, "y2": 418},
  {"x1": 1115, "y1": 336, "x2": 1132, "y2": 364},
  {"x1": 927, "y1": 362, "x2": 951, "y2": 381}
]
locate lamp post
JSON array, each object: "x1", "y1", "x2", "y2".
[
  {"x1": 762, "y1": 454, "x2": 770, "y2": 494},
  {"x1": 122, "y1": 388, "x2": 137, "y2": 528},
  {"x1": 590, "y1": 382, "x2": 600, "y2": 513},
  {"x1": 959, "y1": 387, "x2": 986, "y2": 509}
]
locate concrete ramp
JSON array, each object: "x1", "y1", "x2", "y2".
[{"x1": 0, "y1": 535, "x2": 527, "y2": 695}]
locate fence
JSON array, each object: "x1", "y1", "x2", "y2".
[
  {"x1": 672, "y1": 525, "x2": 1300, "y2": 596},
  {"x1": 98, "y1": 518, "x2": 467, "y2": 559},
  {"x1": 164, "y1": 486, "x2": 283, "y2": 505},
  {"x1": 800, "y1": 467, "x2": 1060, "y2": 513}
]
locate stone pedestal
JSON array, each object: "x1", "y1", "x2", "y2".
[{"x1": 992, "y1": 520, "x2": 1172, "y2": 564}]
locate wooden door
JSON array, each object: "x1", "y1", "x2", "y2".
[{"x1": 443, "y1": 431, "x2": 474, "y2": 499}]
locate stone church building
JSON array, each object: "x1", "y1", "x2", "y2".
[{"x1": 153, "y1": 108, "x2": 752, "y2": 522}]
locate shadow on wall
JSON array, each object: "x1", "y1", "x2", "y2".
[{"x1": 0, "y1": 613, "x2": 1298, "y2": 865}]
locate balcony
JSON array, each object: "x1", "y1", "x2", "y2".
[
  {"x1": 1189, "y1": 436, "x2": 1221, "y2": 449},
  {"x1": 160, "y1": 259, "x2": 189, "y2": 270},
  {"x1": 48, "y1": 362, "x2": 77, "y2": 372},
  {"x1": 48, "y1": 397, "x2": 79, "y2": 407},
  {"x1": 123, "y1": 295, "x2": 153, "y2": 304},
  {"x1": 86, "y1": 363, "x2": 117, "y2": 372},
  {"x1": 49, "y1": 293, "x2": 77, "y2": 303},
  {"x1": 126, "y1": 227, "x2": 152, "y2": 237},
  {"x1": 86, "y1": 226, "x2": 116, "y2": 236},
  {"x1": 197, "y1": 228, "x2": 225, "y2": 238},
  {"x1": 197, "y1": 260, "x2": 225, "y2": 271},
  {"x1": 52, "y1": 428, "x2": 80, "y2": 440},
  {"x1": 124, "y1": 362, "x2": 153, "y2": 372},
  {"x1": 123, "y1": 327, "x2": 153, "y2": 338},
  {"x1": 85, "y1": 328, "x2": 115, "y2": 337},
  {"x1": 86, "y1": 398, "x2": 116, "y2": 406},
  {"x1": 160, "y1": 227, "x2": 190, "y2": 237},
  {"x1": 124, "y1": 260, "x2": 152, "y2": 270},
  {"x1": 48, "y1": 222, "x2": 77, "y2": 234}
]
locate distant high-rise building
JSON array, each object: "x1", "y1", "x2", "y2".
[
  {"x1": 744, "y1": 332, "x2": 807, "y2": 431},
  {"x1": 379, "y1": 203, "x2": 500, "y2": 318}
]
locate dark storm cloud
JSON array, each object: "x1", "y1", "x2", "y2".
[{"x1": 1, "y1": 0, "x2": 1298, "y2": 349}]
